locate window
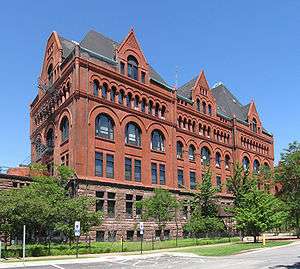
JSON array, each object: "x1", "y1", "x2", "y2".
[
  {"x1": 178, "y1": 169, "x2": 184, "y2": 188},
  {"x1": 136, "y1": 195, "x2": 143, "y2": 217},
  {"x1": 161, "y1": 106, "x2": 166, "y2": 118},
  {"x1": 242, "y1": 156, "x2": 250, "y2": 171},
  {"x1": 126, "y1": 93, "x2": 132, "y2": 108},
  {"x1": 120, "y1": 62, "x2": 125, "y2": 75},
  {"x1": 93, "y1": 80, "x2": 99, "y2": 96},
  {"x1": 95, "y1": 114, "x2": 114, "y2": 140},
  {"x1": 125, "y1": 122, "x2": 141, "y2": 146},
  {"x1": 96, "y1": 191, "x2": 104, "y2": 212},
  {"x1": 253, "y1": 159, "x2": 260, "y2": 174},
  {"x1": 127, "y1": 55, "x2": 138, "y2": 80},
  {"x1": 134, "y1": 96, "x2": 139, "y2": 109},
  {"x1": 106, "y1": 154, "x2": 114, "y2": 178},
  {"x1": 141, "y1": 71, "x2": 146, "y2": 83},
  {"x1": 60, "y1": 116, "x2": 69, "y2": 143},
  {"x1": 176, "y1": 141, "x2": 183, "y2": 159},
  {"x1": 201, "y1": 147, "x2": 211, "y2": 165},
  {"x1": 134, "y1": 160, "x2": 142, "y2": 182},
  {"x1": 155, "y1": 103, "x2": 159, "y2": 117},
  {"x1": 151, "y1": 163, "x2": 157, "y2": 184},
  {"x1": 151, "y1": 130, "x2": 165, "y2": 152},
  {"x1": 196, "y1": 99, "x2": 200, "y2": 112},
  {"x1": 188, "y1": 145, "x2": 195, "y2": 161},
  {"x1": 252, "y1": 118, "x2": 257, "y2": 133},
  {"x1": 225, "y1": 155, "x2": 230, "y2": 169},
  {"x1": 190, "y1": 171, "x2": 196, "y2": 190},
  {"x1": 125, "y1": 157, "x2": 132, "y2": 180},
  {"x1": 215, "y1": 152, "x2": 221, "y2": 168},
  {"x1": 126, "y1": 194, "x2": 133, "y2": 218},
  {"x1": 148, "y1": 101, "x2": 153, "y2": 115},
  {"x1": 46, "y1": 128, "x2": 54, "y2": 148},
  {"x1": 141, "y1": 99, "x2": 146, "y2": 112},
  {"x1": 110, "y1": 87, "x2": 116, "y2": 102},
  {"x1": 95, "y1": 152, "x2": 103, "y2": 176},
  {"x1": 118, "y1": 90, "x2": 124, "y2": 105},
  {"x1": 47, "y1": 64, "x2": 53, "y2": 85},
  {"x1": 159, "y1": 164, "x2": 166, "y2": 185},
  {"x1": 107, "y1": 192, "x2": 116, "y2": 218},
  {"x1": 202, "y1": 101, "x2": 207, "y2": 114},
  {"x1": 108, "y1": 230, "x2": 116, "y2": 242},
  {"x1": 208, "y1": 104, "x2": 212, "y2": 116},
  {"x1": 101, "y1": 84, "x2": 107, "y2": 99},
  {"x1": 127, "y1": 230, "x2": 134, "y2": 241},
  {"x1": 96, "y1": 231, "x2": 105, "y2": 242},
  {"x1": 216, "y1": 176, "x2": 222, "y2": 191}
]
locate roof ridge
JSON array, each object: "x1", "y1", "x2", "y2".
[
  {"x1": 177, "y1": 76, "x2": 197, "y2": 90},
  {"x1": 81, "y1": 29, "x2": 119, "y2": 46}
]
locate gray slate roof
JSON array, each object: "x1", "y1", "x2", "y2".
[
  {"x1": 177, "y1": 79, "x2": 250, "y2": 122},
  {"x1": 58, "y1": 30, "x2": 168, "y2": 87}
]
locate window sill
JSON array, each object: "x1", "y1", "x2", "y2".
[
  {"x1": 189, "y1": 159, "x2": 196, "y2": 163},
  {"x1": 60, "y1": 139, "x2": 69, "y2": 147},
  {"x1": 151, "y1": 149, "x2": 166, "y2": 155},
  {"x1": 95, "y1": 136, "x2": 115, "y2": 143},
  {"x1": 125, "y1": 143, "x2": 142, "y2": 150}
]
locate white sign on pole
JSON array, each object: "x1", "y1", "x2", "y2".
[
  {"x1": 139, "y1": 222, "x2": 144, "y2": 235},
  {"x1": 74, "y1": 221, "x2": 81, "y2": 237}
]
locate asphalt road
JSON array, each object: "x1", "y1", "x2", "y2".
[{"x1": 1, "y1": 241, "x2": 300, "y2": 269}]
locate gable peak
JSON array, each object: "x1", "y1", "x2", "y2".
[{"x1": 195, "y1": 70, "x2": 209, "y2": 89}]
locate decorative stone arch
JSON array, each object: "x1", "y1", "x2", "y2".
[
  {"x1": 44, "y1": 122, "x2": 56, "y2": 140},
  {"x1": 176, "y1": 135, "x2": 188, "y2": 147},
  {"x1": 146, "y1": 122, "x2": 170, "y2": 140},
  {"x1": 120, "y1": 114, "x2": 147, "y2": 132},
  {"x1": 57, "y1": 108, "x2": 73, "y2": 128},
  {"x1": 88, "y1": 105, "x2": 121, "y2": 128}
]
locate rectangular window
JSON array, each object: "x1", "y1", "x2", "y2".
[
  {"x1": 120, "y1": 62, "x2": 125, "y2": 75},
  {"x1": 190, "y1": 171, "x2": 196, "y2": 190},
  {"x1": 136, "y1": 195, "x2": 143, "y2": 217},
  {"x1": 141, "y1": 71, "x2": 146, "y2": 83},
  {"x1": 95, "y1": 152, "x2": 103, "y2": 177},
  {"x1": 216, "y1": 176, "x2": 222, "y2": 191},
  {"x1": 106, "y1": 154, "x2": 114, "y2": 178},
  {"x1": 151, "y1": 163, "x2": 157, "y2": 184},
  {"x1": 125, "y1": 157, "x2": 132, "y2": 180},
  {"x1": 126, "y1": 230, "x2": 134, "y2": 241},
  {"x1": 66, "y1": 153, "x2": 69, "y2": 166},
  {"x1": 126, "y1": 194, "x2": 133, "y2": 219},
  {"x1": 134, "y1": 160, "x2": 142, "y2": 182},
  {"x1": 96, "y1": 191, "x2": 104, "y2": 212},
  {"x1": 178, "y1": 169, "x2": 184, "y2": 188},
  {"x1": 159, "y1": 164, "x2": 166, "y2": 185},
  {"x1": 108, "y1": 230, "x2": 116, "y2": 242},
  {"x1": 107, "y1": 192, "x2": 116, "y2": 218},
  {"x1": 96, "y1": 231, "x2": 105, "y2": 242}
]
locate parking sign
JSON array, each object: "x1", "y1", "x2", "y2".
[
  {"x1": 139, "y1": 222, "x2": 144, "y2": 235},
  {"x1": 74, "y1": 221, "x2": 80, "y2": 237}
]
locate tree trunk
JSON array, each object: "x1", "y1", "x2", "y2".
[
  {"x1": 253, "y1": 235, "x2": 257, "y2": 243},
  {"x1": 296, "y1": 215, "x2": 300, "y2": 239}
]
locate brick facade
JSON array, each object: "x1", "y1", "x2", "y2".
[{"x1": 29, "y1": 29, "x2": 274, "y2": 241}]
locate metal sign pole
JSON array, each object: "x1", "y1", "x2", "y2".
[
  {"x1": 76, "y1": 236, "x2": 79, "y2": 258},
  {"x1": 0, "y1": 240, "x2": 2, "y2": 261},
  {"x1": 23, "y1": 225, "x2": 26, "y2": 262}
]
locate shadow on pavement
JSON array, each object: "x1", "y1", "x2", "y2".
[{"x1": 269, "y1": 262, "x2": 300, "y2": 269}]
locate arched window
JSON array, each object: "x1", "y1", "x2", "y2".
[
  {"x1": 60, "y1": 116, "x2": 69, "y2": 142},
  {"x1": 161, "y1": 106, "x2": 166, "y2": 118},
  {"x1": 253, "y1": 159, "x2": 260, "y2": 173},
  {"x1": 189, "y1": 145, "x2": 195, "y2": 161},
  {"x1": 46, "y1": 128, "x2": 54, "y2": 148},
  {"x1": 110, "y1": 87, "x2": 116, "y2": 102},
  {"x1": 215, "y1": 152, "x2": 221, "y2": 167},
  {"x1": 201, "y1": 146, "x2": 211, "y2": 165},
  {"x1": 151, "y1": 130, "x2": 165, "y2": 152},
  {"x1": 101, "y1": 83, "x2": 108, "y2": 99},
  {"x1": 125, "y1": 122, "x2": 141, "y2": 146},
  {"x1": 93, "y1": 80, "x2": 99, "y2": 96},
  {"x1": 242, "y1": 156, "x2": 250, "y2": 171},
  {"x1": 48, "y1": 64, "x2": 53, "y2": 85},
  {"x1": 126, "y1": 93, "x2": 132, "y2": 108},
  {"x1": 127, "y1": 55, "x2": 138, "y2": 80},
  {"x1": 196, "y1": 99, "x2": 200, "y2": 112},
  {"x1": 202, "y1": 101, "x2": 207, "y2": 114},
  {"x1": 208, "y1": 104, "x2": 212, "y2": 116},
  {"x1": 155, "y1": 103, "x2": 159, "y2": 117},
  {"x1": 141, "y1": 98, "x2": 146, "y2": 112},
  {"x1": 134, "y1": 96, "x2": 139, "y2": 109},
  {"x1": 252, "y1": 118, "x2": 257, "y2": 133},
  {"x1": 225, "y1": 155, "x2": 230, "y2": 169},
  {"x1": 176, "y1": 141, "x2": 183, "y2": 159},
  {"x1": 148, "y1": 100, "x2": 153, "y2": 115},
  {"x1": 118, "y1": 90, "x2": 125, "y2": 105},
  {"x1": 95, "y1": 114, "x2": 114, "y2": 140}
]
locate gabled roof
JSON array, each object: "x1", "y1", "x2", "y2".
[
  {"x1": 58, "y1": 30, "x2": 168, "y2": 87},
  {"x1": 177, "y1": 77, "x2": 197, "y2": 99}
]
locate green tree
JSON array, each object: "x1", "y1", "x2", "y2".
[
  {"x1": 138, "y1": 188, "x2": 178, "y2": 240},
  {"x1": 234, "y1": 186, "x2": 287, "y2": 242},
  {"x1": 185, "y1": 169, "x2": 225, "y2": 237},
  {"x1": 276, "y1": 141, "x2": 300, "y2": 237}
]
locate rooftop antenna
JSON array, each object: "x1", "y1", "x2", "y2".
[{"x1": 175, "y1": 65, "x2": 179, "y2": 90}]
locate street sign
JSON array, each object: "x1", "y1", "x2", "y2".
[
  {"x1": 74, "y1": 221, "x2": 80, "y2": 237},
  {"x1": 139, "y1": 222, "x2": 144, "y2": 235}
]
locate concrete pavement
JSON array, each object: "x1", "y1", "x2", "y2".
[{"x1": 0, "y1": 241, "x2": 299, "y2": 269}]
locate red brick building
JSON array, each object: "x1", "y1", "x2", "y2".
[{"x1": 29, "y1": 29, "x2": 274, "y2": 241}]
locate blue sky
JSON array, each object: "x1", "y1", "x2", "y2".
[{"x1": 0, "y1": 0, "x2": 299, "y2": 168}]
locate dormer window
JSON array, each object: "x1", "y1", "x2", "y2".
[
  {"x1": 127, "y1": 55, "x2": 138, "y2": 80},
  {"x1": 252, "y1": 118, "x2": 257, "y2": 133}
]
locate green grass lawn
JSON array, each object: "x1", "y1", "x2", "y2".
[
  {"x1": 4, "y1": 237, "x2": 239, "y2": 258},
  {"x1": 177, "y1": 241, "x2": 292, "y2": 256}
]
